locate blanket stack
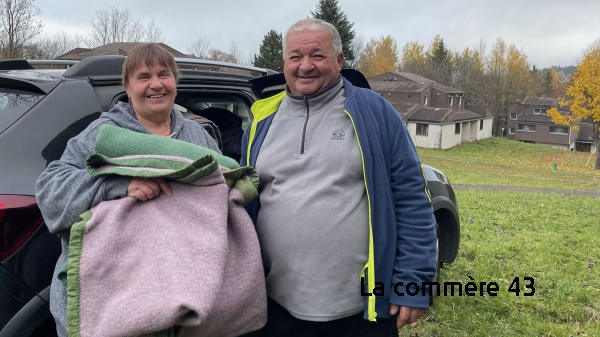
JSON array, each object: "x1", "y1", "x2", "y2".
[{"x1": 64, "y1": 125, "x2": 266, "y2": 337}]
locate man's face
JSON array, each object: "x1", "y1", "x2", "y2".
[{"x1": 283, "y1": 30, "x2": 344, "y2": 96}]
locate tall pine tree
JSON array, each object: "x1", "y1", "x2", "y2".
[
  {"x1": 253, "y1": 29, "x2": 283, "y2": 72},
  {"x1": 541, "y1": 69, "x2": 555, "y2": 97},
  {"x1": 429, "y1": 36, "x2": 453, "y2": 85},
  {"x1": 310, "y1": 0, "x2": 356, "y2": 66}
]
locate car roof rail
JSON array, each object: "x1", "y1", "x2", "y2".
[
  {"x1": 0, "y1": 59, "x2": 79, "y2": 71},
  {"x1": 27, "y1": 60, "x2": 79, "y2": 67},
  {"x1": 61, "y1": 55, "x2": 277, "y2": 78},
  {"x1": 173, "y1": 57, "x2": 277, "y2": 76},
  {"x1": 0, "y1": 59, "x2": 34, "y2": 70},
  {"x1": 63, "y1": 55, "x2": 126, "y2": 77}
]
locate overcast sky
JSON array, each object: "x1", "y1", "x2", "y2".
[{"x1": 37, "y1": 0, "x2": 600, "y2": 69}]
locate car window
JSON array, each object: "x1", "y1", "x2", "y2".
[
  {"x1": 175, "y1": 92, "x2": 252, "y2": 130},
  {"x1": 0, "y1": 88, "x2": 44, "y2": 134},
  {"x1": 202, "y1": 99, "x2": 250, "y2": 130}
]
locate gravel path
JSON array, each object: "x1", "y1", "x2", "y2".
[{"x1": 453, "y1": 184, "x2": 600, "y2": 198}]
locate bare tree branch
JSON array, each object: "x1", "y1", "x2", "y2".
[
  {"x1": 24, "y1": 31, "x2": 84, "y2": 59},
  {"x1": 0, "y1": 0, "x2": 43, "y2": 58},
  {"x1": 188, "y1": 37, "x2": 210, "y2": 59},
  {"x1": 87, "y1": 6, "x2": 165, "y2": 47},
  {"x1": 347, "y1": 34, "x2": 365, "y2": 68}
]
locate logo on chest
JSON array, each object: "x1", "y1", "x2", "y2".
[{"x1": 331, "y1": 130, "x2": 345, "y2": 140}]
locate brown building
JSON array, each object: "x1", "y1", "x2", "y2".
[
  {"x1": 506, "y1": 97, "x2": 595, "y2": 153},
  {"x1": 55, "y1": 42, "x2": 194, "y2": 60},
  {"x1": 507, "y1": 97, "x2": 569, "y2": 150},
  {"x1": 368, "y1": 72, "x2": 493, "y2": 149}
]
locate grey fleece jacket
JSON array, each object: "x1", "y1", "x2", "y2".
[
  {"x1": 254, "y1": 78, "x2": 369, "y2": 321},
  {"x1": 35, "y1": 102, "x2": 220, "y2": 337}
]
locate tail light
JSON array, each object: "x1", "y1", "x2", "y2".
[{"x1": 0, "y1": 195, "x2": 44, "y2": 262}]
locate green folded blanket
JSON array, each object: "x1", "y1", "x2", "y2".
[{"x1": 86, "y1": 124, "x2": 258, "y2": 202}]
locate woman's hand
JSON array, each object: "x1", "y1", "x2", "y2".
[{"x1": 127, "y1": 177, "x2": 172, "y2": 201}]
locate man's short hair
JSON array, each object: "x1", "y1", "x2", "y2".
[
  {"x1": 283, "y1": 18, "x2": 343, "y2": 57},
  {"x1": 122, "y1": 43, "x2": 180, "y2": 88}
]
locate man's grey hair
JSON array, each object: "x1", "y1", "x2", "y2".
[{"x1": 283, "y1": 18, "x2": 343, "y2": 57}]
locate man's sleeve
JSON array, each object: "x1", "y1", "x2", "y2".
[{"x1": 386, "y1": 110, "x2": 437, "y2": 309}]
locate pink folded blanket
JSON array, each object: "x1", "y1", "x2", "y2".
[{"x1": 65, "y1": 125, "x2": 266, "y2": 337}]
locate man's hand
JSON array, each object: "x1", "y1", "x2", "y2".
[
  {"x1": 390, "y1": 304, "x2": 427, "y2": 329},
  {"x1": 127, "y1": 177, "x2": 172, "y2": 201}
]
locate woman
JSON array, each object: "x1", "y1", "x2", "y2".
[{"x1": 35, "y1": 44, "x2": 220, "y2": 337}]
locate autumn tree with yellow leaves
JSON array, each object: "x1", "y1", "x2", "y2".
[
  {"x1": 548, "y1": 44, "x2": 600, "y2": 169},
  {"x1": 355, "y1": 35, "x2": 398, "y2": 78}
]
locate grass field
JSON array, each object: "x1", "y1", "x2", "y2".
[
  {"x1": 400, "y1": 138, "x2": 600, "y2": 337},
  {"x1": 417, "y1": 137, "x2": 600, "y2": 190}
]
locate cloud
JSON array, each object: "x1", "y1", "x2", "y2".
[{"x1": 35, "y1": 0, "x2": 600, "y2": 67}]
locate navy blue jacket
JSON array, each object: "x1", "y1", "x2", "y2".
[{"x1": 241, "y1": 76, "x2": 437, "y2": 321}]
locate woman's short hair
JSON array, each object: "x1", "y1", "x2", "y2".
[
  {"x1": 283, "y1": 18, "x2": 343, "y2": 57},
  {"x1": 122, "y1": 43, "x2": 180, "y2": 88}
]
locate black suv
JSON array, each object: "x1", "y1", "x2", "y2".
[{"x1": 0, "y1": 56, "x2": 460, "y2": 336}]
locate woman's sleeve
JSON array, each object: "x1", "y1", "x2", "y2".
[{"x1": 35, "y1": 128, "x2": 131, "y2": 234}]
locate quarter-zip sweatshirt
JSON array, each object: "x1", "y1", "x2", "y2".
[
  {"x1": 242, "y1": 76, "x2": 437, "y2": 322},
  {"x1": 254, "y1": 78, "x2": 369, "y2": 321}
]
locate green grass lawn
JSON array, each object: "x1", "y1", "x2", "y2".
[
  {"x1": 400, "y1": 138, "x2": 600, "y2": 337},
  {"x1": 417, "y1": 138, "x2": 600, "y2": 190}
]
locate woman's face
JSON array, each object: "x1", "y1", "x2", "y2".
[{"x1": 126, "y1": 60, "x2": 176, "y2": 121}]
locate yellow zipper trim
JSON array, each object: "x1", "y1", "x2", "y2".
[
  {"x1": 246, "y1": 91, "x2": 286, "y2": 166},
  {"x1": 246, "y1": 121, "x2": 257, "y2": 167},
  {"x1": 344, "y1": 109, "x2": 377, "y2": 322}
]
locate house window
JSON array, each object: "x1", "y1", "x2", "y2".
[
  {"x1": 416, "y1": 123, "x2": 429, "y2": 136},
  {"x1": 480, "y1": 120, "x2": 484, "y2": 130},
  {"x1": 455, "y1": 123, "x2": 460, "y2": 134},
  {"x1": 509, "y1": 128, "x2": 515, "y2": 134},
  {"x1": 541, "y1": 108, "x2": 547, "y2": 115},
  {"x1": 424, "y1": 96, "x2": 428, "y2": 106},
  {"x1": 510, "y1": 113, "x2": 517, "y2": 120},
  {"x1": 550, "y1": 126, "x2": 568, "y2": 134},
  {"x1": 458, "y1": 96, "x2": 462, "y2": 106},
  {"x1": 449, "y1": 96, "x2": 454, "y2": 107},
  {"x1": 533, "y1": 108, "x2": 541, "y2": 114},
  {"x1": 518, "y1": 124, "x2": 536, "y2": 132}
]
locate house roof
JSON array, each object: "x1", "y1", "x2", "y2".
[
  {"x1": 522, "y1": 97, "x2": 557, "y2": 106},
  {"x1": 465, "y1": 105, "x2": 494, "y2": 118},
  {"x1": 404, "y1": 105, "x2": 491, "y2": 123},
  {"x1": 393, "y1": 72, "x2": 432, "y2": 83},
  {"x1": 576, "y1": 122, "x2": 595, "y2": 143},
  {"x1": 390, "y1": 102, "x2": 421, "y2": 119},
  {"x1": 369, "y1": 80, "x2": 428, "y2": 92},
  {"x1": 444, "y1": 109, "x2": 484, "y2": 123},
  {"x1": 56, "y1": 42, "x2": 195, "y2": 60},
  {"x1": 515, "y1": 109, "x2": 569, "y2": 124},
  {"x1": 369, "y1": 70, "x2": 492, "y2": 125},
  {"x1": 407, "y1": 107, "x2": 453, "y2": 123},
  {"x1": 432, "y1": 82, "x2": 464, "y2": 94}
]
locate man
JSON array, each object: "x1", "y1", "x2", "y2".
[{"x1": 241, "y1": 18, "x2": 437, "y2": 337}]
